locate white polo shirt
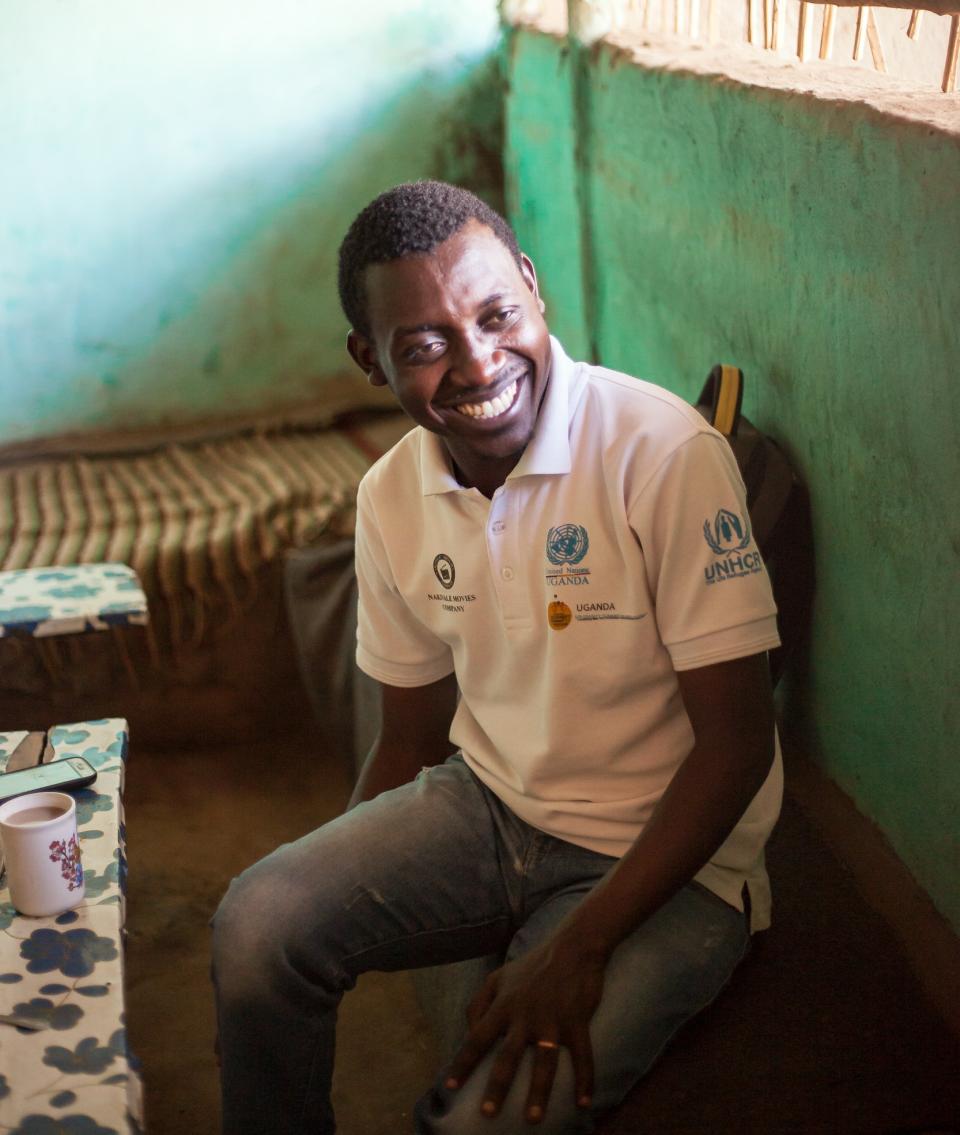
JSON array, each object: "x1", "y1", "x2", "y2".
[{"x1": 355, "y1": 338, "x2": 783, "y2": 929}]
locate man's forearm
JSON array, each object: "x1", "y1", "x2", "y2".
[
  {"x1": 554, "y1": 729, "x2": 774, "y2": 961},
  {"x1": 346, "y1": 672, "x2": 460, "y2": 810},
  {"x1": 552, "y1": 653, "x2": 777, "y2": 961}
]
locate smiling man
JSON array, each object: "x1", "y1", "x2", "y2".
[{"x1": 212, "y1": 181, "x2": 784, "y2": 1134}]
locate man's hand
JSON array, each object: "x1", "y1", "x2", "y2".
[{"x1": 444, "y1": 934, "x2": 606, "y2": 1124}]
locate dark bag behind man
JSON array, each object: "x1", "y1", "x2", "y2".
[{"x1": 695, "y1": 364, "x2": 815, "y2": 687}]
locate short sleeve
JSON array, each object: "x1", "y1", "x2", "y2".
[
  {"x1": 629, "y1": 431, "x2": 781, "y2": 670},
  {"x1": 354, "y1": 484, "x2": 455, "y2": 687}
]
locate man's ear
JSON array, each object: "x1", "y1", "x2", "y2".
[
  {"x1": 520, "y1": 253, "x2": 545, "y2": 313},
  {"x1": 346, "y1": 330, "x2": 388, "y2": 387}
]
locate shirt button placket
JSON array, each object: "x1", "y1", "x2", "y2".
[{"x1": 487, "y1": 491, "x2": 526, "y2": 625}]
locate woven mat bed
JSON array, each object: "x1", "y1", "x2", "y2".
[{"x1": 0, "y1": 414, "x2": 408, "y2": 656}]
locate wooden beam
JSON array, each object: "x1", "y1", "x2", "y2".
[
  {"x1": 943, "y1": 12, "x2": 960, "y2": 91},
  {"x1": 690, "y1": 0, "x2": 702, "y2": 38},
  {"x1": 798, "y1": 0, "x2": 813, "y2": 58},
  {"x1": 853, "y1": 5, "x2": 869, "y2": 58},
  {"x1": 867, "y1": 5, "x2": 888, "y2": 70},
  {"x1": 820, "y1": 3, "x2": 838, "y2": 57}
]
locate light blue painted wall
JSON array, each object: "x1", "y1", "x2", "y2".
[{"x1": 1, "y1": 0, "x2": 501, "y2": 446}]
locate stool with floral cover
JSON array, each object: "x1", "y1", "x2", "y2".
[
  {"x1": 0, "y1": 718, "x2": 144, "y2": 1134},
  {"x1": 0, "y1": 565, "x2": 147, "y2": 639}
]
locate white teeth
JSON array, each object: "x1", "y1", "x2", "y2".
[{"x1": 454, "y1": 380, "x2": 518, "y2": 420}]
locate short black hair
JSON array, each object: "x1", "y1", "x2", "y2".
[{"x1": 337, "y1": 180, "x2": 522, "y2": 338}]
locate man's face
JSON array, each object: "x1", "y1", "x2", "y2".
[{"x1": 348, "y1": 220, "x2": 552, "y2": 491}]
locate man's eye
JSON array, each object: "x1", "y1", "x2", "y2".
[
  {"x1": 485, "y1": 308, "x2": 518, "y2": 329},
  {"x1": 405, "y1": 341, "x2": 444, "y2": 362}
]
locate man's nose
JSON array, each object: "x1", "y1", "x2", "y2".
[{"x1": 452, "y1": 337, "x2": 505, "y2": 387}]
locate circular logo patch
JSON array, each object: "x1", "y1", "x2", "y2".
[
  {"x1": 546, "y1": 524, "x2": 590, "y2": 565},
  {"x1": 433, "y1": 554, "x2": 456, "y2": 589},
  {"x1": 547, "y1": 598, "x2": 572, "y2": 630}
]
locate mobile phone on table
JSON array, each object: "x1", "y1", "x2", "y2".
[{"x1": 0, "y1": 756, "x2": 98, "y2": 805}]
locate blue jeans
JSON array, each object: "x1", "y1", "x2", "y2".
[{"x1": 211, "y1": 755, "x2": 750, "y2": 1134}]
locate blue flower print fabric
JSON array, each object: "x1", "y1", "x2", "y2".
[
  {"x1": 0, "y1": 719, "x2": 143, "y2": 1131},
  {"x1": 0, "y1": 564, "x2": 148, "y2": 638}
]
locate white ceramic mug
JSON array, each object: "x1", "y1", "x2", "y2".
[{"x1": 0, "y1": 791, "x2": 85, "y2": 917}]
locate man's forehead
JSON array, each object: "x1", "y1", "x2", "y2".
[{"x1": 364, "y1": 221, "x2": 523, "y2": 332}]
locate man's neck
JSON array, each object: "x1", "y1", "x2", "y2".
[{"x1": 448, "y1": 452, "x2": 522, "y2": 500}]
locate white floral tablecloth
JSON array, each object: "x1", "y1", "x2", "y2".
[
  {"x1": 0, "y1": 565, "x2": 148, "y2": 639},
  {"x1": 0, "y1": 719, "x2": 144, "y2": 1133}
]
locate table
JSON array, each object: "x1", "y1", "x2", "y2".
[
  {"x1": 0, "y1": 718, "x2": 144, "y2": 1133},
  {"x1": 0, "y1": 564, "x2": 148, "y2": 638}
]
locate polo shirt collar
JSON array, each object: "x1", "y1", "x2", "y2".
[
  {"x1": 511, "y1": 335, "x2": 573, "y2": 479},
  {"x1": 419, "y1": 335, "x2": 574, "y2": 496}
]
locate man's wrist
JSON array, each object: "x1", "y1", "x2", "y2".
[{"x1": 551, "y1": 906, "x2": 623, "y2": 966}]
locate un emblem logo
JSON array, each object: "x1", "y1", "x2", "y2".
[
  {"x1": 703, "y1": 509, "x2": 752, "y2": 555},
  {"x1": 546, "y1": 524, "x2": 590, "y2": 565}
]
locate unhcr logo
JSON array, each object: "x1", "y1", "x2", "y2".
[
  {"x1": 703, "y1": 508, "x2": 762, "y2": 585},
  {"x1": 704, "y1": 551, "x2": 764, "y2": 584},
  {"x1": 703, "y1": 508, "x2": 751, "y2": 555}
]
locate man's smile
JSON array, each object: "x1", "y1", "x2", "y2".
[{"x1": 451, "y1": 378, "x2": 519, "y2": 421}]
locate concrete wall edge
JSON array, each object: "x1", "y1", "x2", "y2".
[{"x1": 507, "y1": 17, "x2": 960, "y2": 135}]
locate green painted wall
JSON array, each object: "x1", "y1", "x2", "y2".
[
  {"x1": 1, "y1": 0, "x2": 502, "y2": 448},
  {"x1": 504, "y1": 26, "x2": 960, "y2": 931},
  {"x1": 502, "y1": 29, "x2": 591, "y2": 361}
]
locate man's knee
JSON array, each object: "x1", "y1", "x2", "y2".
[{"x1": 211, "y1": 845, "x2": 328, "y2": 1001}]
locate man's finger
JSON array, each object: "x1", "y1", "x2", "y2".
[
  {"x1": 524, "y1": 1040, "x2": 560, "y2": 1124},
  {"x1": 444, "y1": 1040, "x2": 484, "y2": 1090},
  {"x1": 466, "y1": 975, "x2": 498, "y2": 1028},
  {"x1": 568, "y1": 1030, "x2": 595, "y2": 1109},
  {"x1": 479, "y1": 1036, "x2": 525, "y2": 1117},
  {"x1": 444, "y1": 1014, "x2": 503, "y2": 1090}
]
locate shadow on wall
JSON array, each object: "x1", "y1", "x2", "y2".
[{"x1": 74, "y1": 64, "x2": 505, "y2": 443}]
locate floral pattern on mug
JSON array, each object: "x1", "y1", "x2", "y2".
[{"x1": 48, "y1": 835, "x2": 83, "y2": 892}]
